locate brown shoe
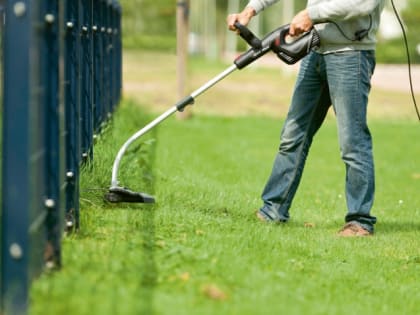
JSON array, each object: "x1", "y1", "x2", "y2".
[
  {"x1": 255, "y1": 211, "x2": 268, "y2": 222},
  {"x1": 338, "y1": 222, "x2": 373, "y2": 237}
]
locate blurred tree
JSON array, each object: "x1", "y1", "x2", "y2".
[
  {"x1": 402, "y1": 0, "x2": 420, "y2": 62},
  {"x1": 376, "y1": 0, "x2": 420, "y2": 63},
  {"x1": 119, "y1": 0, "x2": 177, "y2": 50},
  {"x1": 118, "y1": 0, "x2": 418, "y2": 63},
  {"x1": 120, "y1": 0, "x2": 176, "y2": 35},
  {"x1": 190, "y1": 0, "x2": 296, "y2": 57}
]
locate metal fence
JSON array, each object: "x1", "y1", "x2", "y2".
[{"x1": 0, "y1": 1, "x2": 122, "y2": 314}]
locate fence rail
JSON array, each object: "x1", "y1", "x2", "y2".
[{"x1": 0, "y1": 1, "x2": 122, "y2": 314}]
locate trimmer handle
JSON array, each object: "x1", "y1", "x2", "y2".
[
  {"x1": 234, "y1": 22, "x2": 262, "y2": 49},
  {"x1": 233, "y1": 22, "x2": 320, "y2": 69}
]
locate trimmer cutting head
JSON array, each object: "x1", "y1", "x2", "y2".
[{"x1": 104, "y1": 186, "x2": 155, "y2": 203}]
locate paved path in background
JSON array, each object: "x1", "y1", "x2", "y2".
[
  {"x1": 371, "y1": 64, "x2": 420, "y2": 93},
  {"x1": 254, "y1": 54, "x2": 420, "y2": 93}
]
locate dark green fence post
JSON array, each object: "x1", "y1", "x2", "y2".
[
  {"x1": 1, "y1": 0, "x2": 64, "y2": 313},
  {"x1": 93, "y1": 0, "x2": 103, "y2": 132},
  {"x1": 43, "y1": 0, "x2": 65, "y2": 270},
  {"x1": 104, "y1": 0, "x2": 112, "y2": 117},
  {"x1": 116, "y1": 1, "x2": 122, "y2": 103},
  {"x1": 80, "y1": 0, "x2": 94, "y2": 162},
  {"x1": 64, "y1": 0, "x2": 81, "y2": 231}
]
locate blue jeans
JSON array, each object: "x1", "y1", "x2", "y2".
[{"x1": 259, "y1": 50, "x2": 377, "y2": 232}]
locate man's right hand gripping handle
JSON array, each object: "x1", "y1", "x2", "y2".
[{"x1": 226, "y1": 6, "x2": 256, "y2": 32}]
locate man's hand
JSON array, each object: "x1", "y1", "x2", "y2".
[
  {"x1": 227, "y1": 6, "x2": 256, "y2": 32},
  {"x1": 289, "y1": 9, "x2": 313, "y2": 36}
]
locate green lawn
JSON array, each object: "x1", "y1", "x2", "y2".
[{"x1": 30, "y1": 100, "x2": 420, "y2": 315}]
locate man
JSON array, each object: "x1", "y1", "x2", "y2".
[{"x1": 227, "y1": 0, "x2": 385, "y2": 236}]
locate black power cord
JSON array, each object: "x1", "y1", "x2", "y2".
[
  {"x1": 328, "y1": 15, "x2": 372, "y2": 41},
  {"x1": 390, "y1": 0, "x2": 420, "y2": 121}
]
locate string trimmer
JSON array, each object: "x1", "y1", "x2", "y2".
[{"x1": 104, "y1": 22, "x2": 320, "y2": 203}]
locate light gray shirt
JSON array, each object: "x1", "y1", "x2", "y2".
[{"x1": 247, "y1": 0, "x2": 385, "y2": 53}]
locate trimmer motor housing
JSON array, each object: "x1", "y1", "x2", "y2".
[
  {"x1": 234, "y1": 23, "x2": 321, "y2": 69},
  {"x1": 271, "y1": 25, "x2": 321, "y2": 64}
]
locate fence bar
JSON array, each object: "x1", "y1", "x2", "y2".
[
  {"x1": 80, "y1": 0, "x2": 94, "y2": 162},
  {"x1": 64, "y1": 0, "x2": 81, "y2": 231},
  {"x1": 43, "y1": 0, "x2": 65, "y2": 268},
  {"x1": 110, "y1": 0, "x2": 117, "y2": 108},
  {"x1": 116, "y1": 2, "x2": 122, "y2": 102},
  {"x1": 93, "y1": 0, "x2": 103, "y2": 131}
]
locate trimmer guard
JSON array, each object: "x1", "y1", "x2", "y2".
[{"x1": 105, "y1": 186, "x2": 155, "y2": 203}]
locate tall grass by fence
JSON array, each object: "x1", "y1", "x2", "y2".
[{"x1": 0, "y1": 1, "x2": 122, "y2": 314}]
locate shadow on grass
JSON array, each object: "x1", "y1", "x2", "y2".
[
  {"x1": 376, "y1": 221, "x2": 420, "y2": 234},
  {"x1": 274, "y1": 219, "x2": 420, "y2": 235},
  {"x1": 139, "y1": 204, "x2": 158, "y2": 315},
  {"x1": 137, "y1": 127, "x2": 158, "y2": 315},
  {"x1": 96, "y1": 123, "x2": 159, "y2": 314}
]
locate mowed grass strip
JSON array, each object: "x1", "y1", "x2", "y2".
[{"x1": 31, "y1": 100, "x2": 420, "y2": 315}]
